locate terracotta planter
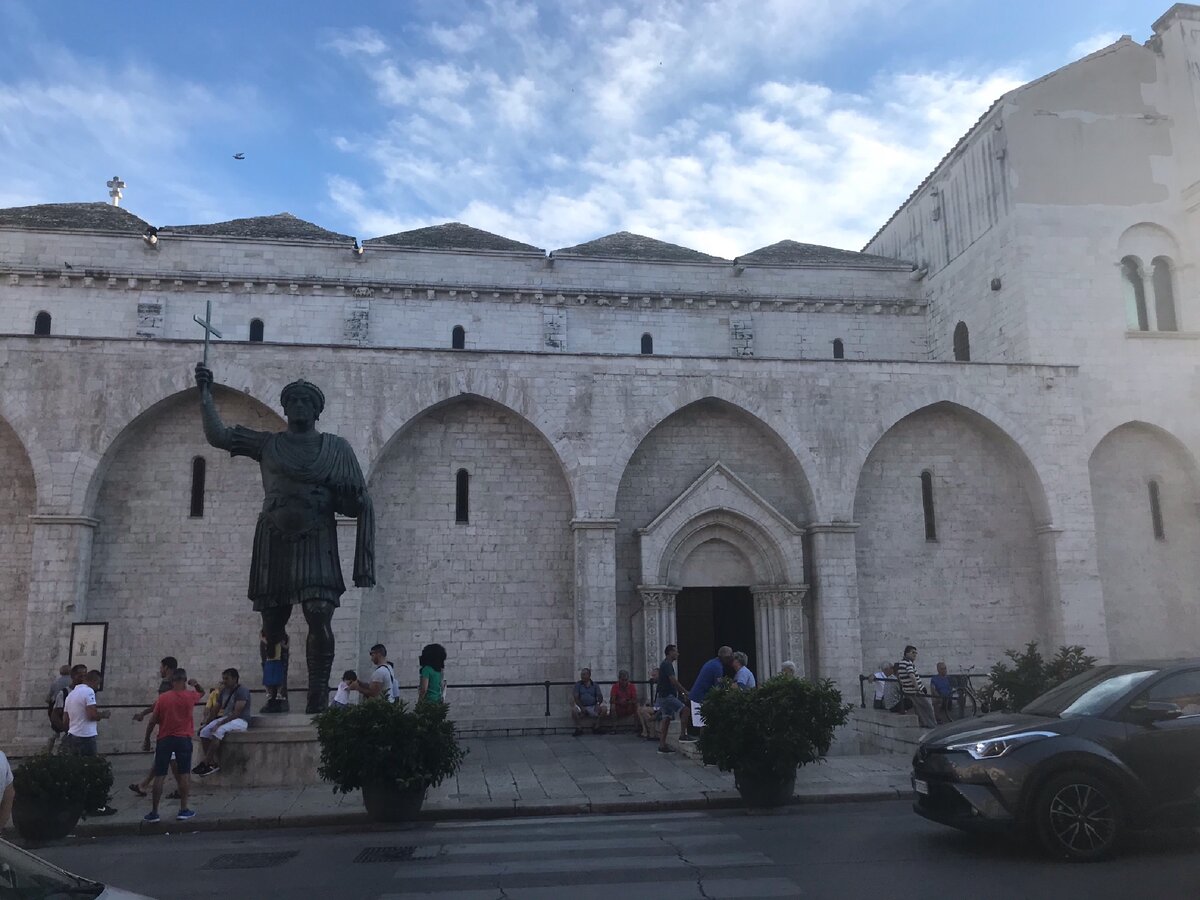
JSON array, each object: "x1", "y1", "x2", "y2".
[
  {"x1": 733, "y1": 769, "x2": 796, "y2": 808},
  {"x1": 360, "y1": 781, "x2": 427, "y2": 822},
  {"x1": 12, "y1": 793, "x2": 84, "y2": 842}
]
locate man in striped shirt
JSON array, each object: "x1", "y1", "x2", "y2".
[{"x1": 896, "y1": 645, "x2": 937, "y2": 728}]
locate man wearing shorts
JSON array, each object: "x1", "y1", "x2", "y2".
[
  {"x1": 195, "y1": 668, "x2": 251, "y2": 776},
  {"x1": 656, "y1": 645, "x2": 690, "y2": 754},
  {"x1": 144, "y1": 668, "x2": 203, "y2": 822}
]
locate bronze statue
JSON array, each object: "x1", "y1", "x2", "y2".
[{"x1": 195, "y1": 364, "x2": 374, "y2": 713}]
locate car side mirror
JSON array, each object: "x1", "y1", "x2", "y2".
[{"x1": 1129, "y1": 701, "x2": 1183, "y2": 725}]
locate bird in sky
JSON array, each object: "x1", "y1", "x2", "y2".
[{"x1": 233, "y1": 152, "x2": 245, "y2": 160}]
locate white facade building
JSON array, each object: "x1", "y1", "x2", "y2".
[{"x1": 0, "y1": 4, "x2": 1198, "y2": 729}]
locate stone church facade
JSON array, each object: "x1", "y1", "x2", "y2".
[{"x1": 1, "y1": 5, "x2": 1198, "y2": 728}]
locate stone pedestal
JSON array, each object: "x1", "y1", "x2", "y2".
[{"x1": 218, "y1": 713, "x2": 322, "y2": 787}]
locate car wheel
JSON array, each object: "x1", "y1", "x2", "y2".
[{"x1": 1033, "y1": 771, "x2": 1123, "y2": 862}]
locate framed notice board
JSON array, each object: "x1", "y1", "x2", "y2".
[{"x1": 69, "y1": 622, "x2": 109, "y2": 690}]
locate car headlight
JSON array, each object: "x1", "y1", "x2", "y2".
[{"x1": 945, "y1": 730, "x2": 1057, "y2": 760}]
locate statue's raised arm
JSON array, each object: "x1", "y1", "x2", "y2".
[{"x1": 195, "y1": 363, "x2": 233, "y2": 451}]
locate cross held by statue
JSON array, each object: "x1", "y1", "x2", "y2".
[{"x1": 193, "y1": 300, "x2": 223, "y2": 366}]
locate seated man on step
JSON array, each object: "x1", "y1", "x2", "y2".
[
  {"x1": 570, "y1": 668, "x2": 608, "y2": 736},
  {"x1": 195, "y1": 668, "x2": 251, "y2": 777}
]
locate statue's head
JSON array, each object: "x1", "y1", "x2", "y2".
[{"x1": 280, "y1": 380, "x2": 325, "y2": 427}]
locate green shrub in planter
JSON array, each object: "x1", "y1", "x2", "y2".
[
  {"x1": 14, "y1": 754, "x2": 113, "y2": 810},
  {"x1": 978, "y1": 642, "x2": 1097, "y2": 713},
  {"x1": 698, "y1": 676, "x2": 852, "y2": 790},
  {"x1": 315, "y1": 699, "x2": 467, "y2": 795},
  {"x1": 12, "y1": 754, "x2": 114, "y2": 840}
]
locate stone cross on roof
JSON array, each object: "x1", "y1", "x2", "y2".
[{"x1": 106, "y1": 176, "x2": 125, "y2": 207}]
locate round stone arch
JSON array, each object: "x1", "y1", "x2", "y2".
[
  {"x1": 851, "y1": 399, "x2": 1055, "y2": 677},
  {"x1": 660, "y1": 512, "x2": 791, "y2": 587},
  {"x1": 0, "y1": 413, "x2": 38, "y2": 710},
  {"x1": 81, "y1": 381, "x2": 283, "y2": 519},
  {"x1": 0, "y1": 396, "x2": 51, "y2": 511},
  {"x1": 1088, "y1": 420, "x2": 1200, "y2": 660},
  {"x1": 83, "y1": 384, "x2": 285, "y2": 701},
  {"x1": 368, "y1": 372, "x2": 580, "y2": 516},
  {"x1": 366, "y1": 392, "x2": 577, "y2": 714},
  {"x1": 843, "y1": 393, "x2": 1054, "y2": 527},
  {"x1": 604, "y1": 377, "x2": 823, "y2": 520}
]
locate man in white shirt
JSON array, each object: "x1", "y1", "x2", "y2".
[
  {"x1": 352, "y1": 644, "x2": 398, "y2": 702},
  {"x1": 63, "y1": 670, "x2": 111, "y2": 757},
  {"x1": 0, "y1": 750, "x2": 13, "y2": 829}
]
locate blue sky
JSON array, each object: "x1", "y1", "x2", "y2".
[{"x1": 0, "y1": 0, "x2": 1170, "y2": 255}]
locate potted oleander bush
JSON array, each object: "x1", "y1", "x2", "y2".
[
  {"x1": 12, "y1": 754, "x2": 113, "y2": 841},
  {"x1": 698, "y1": 675, "x2": 852, "y2": 808},
  {"x1": 315, "y1": 698, "x2": 466, "y2": 822}
]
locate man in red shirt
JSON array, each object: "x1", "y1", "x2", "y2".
[
  {"x1": 606, "y1": 669, "x2": 640, "y2": 733},
  {"x1": 143, "y1": 668, "x2": 204, "y2": 823}
]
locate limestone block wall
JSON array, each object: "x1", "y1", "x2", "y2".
[
  {"x1": 84, "y1": 388, "x2": 287, "y2": 702},
  {"x1": 0, "y1": 419, "x2": 35, "y2": 709},
  {"x1": 1089, "y1": 423, "x2": 1200, "y2": 660},
  {"x1": 853, "y1": 404, "x2": 1047, "y2": 674},
  {"x1": 365, "y1": 397, "x2": 575, "y2": 715},
  {"x1": 0, "y1": 335, "x2": 1108, "y2": 711}
]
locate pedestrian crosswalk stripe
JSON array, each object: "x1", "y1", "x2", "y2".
[
  {"x1": 443, "y1": 832, "x2": 729, "y2": 856},
  {"x1": 393, "y1": 851, "x2": 777, "y2": 880},
  {"x1": 432, "y1": 810, "x2": 710, "y2": 830},
  {"x1": 381, "y1": 876, "x2": 801, "y2": 899}
]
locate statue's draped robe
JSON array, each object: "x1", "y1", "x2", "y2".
[{"x1": 228, "y1": 426, "x2": 375, "y2": 610}]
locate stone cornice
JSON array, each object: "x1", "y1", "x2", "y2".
[
  {"x1": 0, "y1": 265, "x2": 928, "y2": 316},
  {"x1": 29, "y1": 514, "x2": 100, "y2": 528},
  {"x1": 806, "y1": 522, "x2": 861, "y2": 534},
  {"x1": 570, "y1": 518, "x2": 620, "y2": 531}
]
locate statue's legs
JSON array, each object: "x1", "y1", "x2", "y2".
[
  {"x1": 301, "y1": 599, "x2": 336, "y2": 714},
  {"x1": 260, "y1": 607, "x2": 291, "y2": 714}
]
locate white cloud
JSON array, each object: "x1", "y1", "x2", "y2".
[
  {"x1": 325, "y1": 0, "x2": 1023, "y2": 257},
  {"x1": 1069, "y1": 31, "x2": 1122, "y2": 59},
  {"x1": 326, "y1": 27, "x2": 388, "y2": 57}
]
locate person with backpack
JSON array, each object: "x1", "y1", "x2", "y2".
[
  {"x1": 46, "y1": 664, "x2": 71, "y2": 752},
  {"x1": 352, "y1": 644, "x2": 398, "y2": 702}
]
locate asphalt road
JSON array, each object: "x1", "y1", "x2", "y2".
[{"x1": 29, "y1": 799, "x2": 1200, "y2": 899}]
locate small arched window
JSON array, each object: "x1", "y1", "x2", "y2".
[
  {"x1": 455, "y1": 468, "x2": 470, "y2": 523},
  {"x1": 832, "y1": 338, "x2": 844, "y2": 360},
  {"x1": 451, "y1": 325, "x2": 466, "y2": 350},
  {"x1": 1149, "y1": 479, "x2": 1165, "y2": 540},
  {"x1": 34, "y1": 311, "x2": 51, "y2": 336},
  {"x1": 1151, "y1": 257, "x2": 1178, "y2": 332},
  {"x1": 1121, "y1": 256, "x2": 1149, "y2": 331},
  {"x1": 189, "y1": 456, "x2": 207, "y2": 518},
  {"x1": 920, "y1": 470, "x2": 937, "y2": 541},
  {"x1": 249, "y1": 318, "x2": 264, "y2": 342},
  {"x1": 640, "y1": 333, "x2": 653, "y2": 355},
  {"x1": 953, "y1": 322, "x2": 971, "y2": 362}
]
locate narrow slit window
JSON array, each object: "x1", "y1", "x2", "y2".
[
  {"x1": 249, "y1": 318, "x2": 264, "y2": 342},
  {"x1": 1149, "y1": 480, "x2": 1165, "y2": 540},
  {"x1": 34, "y1": 311, "x2": 51, "y2": 335},
  {"x1": 189, "y1": 456, "x2": 207, "y2": 518},
  {"x1": 953, "y1": 322, "x2": 970, "y2": 361},
  {"x1": 455, "y1": 468, "x2": 470, "y2": 523},
  {"x1": 921, "y1": 470, "x2": 937, "y2": 541},
  {"x1": 832, "y1": 338, "x2": 844, "y2": 360},
  {"x1": 641, "y1": 333, "x2": 653, "y2": 355},
  {"x1": 452, "y1": 325, "x2": 466, "y2": 349}
]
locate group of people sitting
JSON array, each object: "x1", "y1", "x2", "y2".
[
  {"x1": 570, "y1": 644, "x2": 784, "y2": 754},
  {"x1": 871, "y1": 644, "x2": 957, "y2": 728}
]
